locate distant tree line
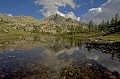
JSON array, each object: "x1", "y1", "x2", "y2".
[
  {"x1": 67, "y1": 13, "x2": 120, "y2": 36},
  {"x1": 84, "y1": 13, "x2": 120, "y2": 35},
  {"x1": 98, "y1": 13, "x2": 120, "y2": 35}
]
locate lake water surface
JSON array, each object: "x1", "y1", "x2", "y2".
[{"x1": 0, "y1": 35, "x2": 120, "y2": 79}]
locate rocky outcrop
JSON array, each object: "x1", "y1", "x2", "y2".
[{"x1": 86, "y1": 38, "x2": 114, "y2": 44}]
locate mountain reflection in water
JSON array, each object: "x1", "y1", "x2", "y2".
[{"x1": 0, "y1": 35, "x2": 120, "y2": 79}]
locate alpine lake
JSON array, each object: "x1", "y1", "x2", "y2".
[{"x1": 0, "y1": 35, "x2": 120, "y2": 79}]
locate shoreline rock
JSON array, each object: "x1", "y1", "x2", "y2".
[{"x1": 86, "y1": 38, "x2": 115, "y2": 44}]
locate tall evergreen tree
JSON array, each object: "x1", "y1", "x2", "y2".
[
  {"x1": 114, "y1": 13, "x2": 119, "y2": 22},
  {"x1": 88, "y1": 20, "x2": 94, "y2": 32},
  {"x1": 111, "y1": 18, "x2": 115, "y2": 24}
]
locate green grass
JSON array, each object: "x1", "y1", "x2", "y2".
[
  {"x1": 75, "y1": 32, "x2": 97, "y2": 37},
  {"x1": 57, "y1": 32, "x2": 98, "y2": 38},
  {"x1": 97, "y1": 34, "x2": 120, "y2": 42},
  {"x1": 0, "y1": 31, "x2": 120, "y2": 42},
  {"x1": 75, "y1": 32, "x2": 120, "y2": 42},
  {"x1": 0, "y1": 32, "x2": 30, "y2": 39}
]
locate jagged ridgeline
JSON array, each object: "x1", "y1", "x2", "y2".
[{"x1": 0, "y1": 13, "x2": 82, "y2": 34}]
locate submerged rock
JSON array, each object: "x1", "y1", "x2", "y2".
[{"x1": 60, "y1": 65, "x2": 120, "y2": 79}]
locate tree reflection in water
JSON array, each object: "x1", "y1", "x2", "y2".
[{"x1": 85, "y1": 42, "x2": 120, "y2": 61}]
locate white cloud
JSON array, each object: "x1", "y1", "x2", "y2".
[
  {"x1": 77, "y1": 17, "x2": 80, "y2": 21},
  {"x1": 89, "y1": 7, "x2": 102, "y2": 14},
  {"x1": 7, "y1": 14, "x2": 13, "y2": 16},
  {"x1": 34, "y1": 0, "x2": 80, "y2": 21},
  {"x1": 66, "y1": 12, "x2": 77, "y2": 20},
  {"x1": 81, "y1": 0, "x2": 120, "y2": 24},
  {"x1": 35, "y1": 0, "x2": 76, "y2": 17},
  {"x1": 56, "y1": 11, "x2": 65, "y2": 17},
  {"x1": 57, "y1": 11, "x2": 80, "y2": 21}
]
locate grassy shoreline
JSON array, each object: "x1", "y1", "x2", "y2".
[
  {"x1": 96, "y1": 34, "x2": 120, "y2": 42},
  {"x1": 60, "y1": 32, "x2": 120, "y2": 42},
  {"x1": 0, "y1": 32, "x2": 120, "y2": 42}
]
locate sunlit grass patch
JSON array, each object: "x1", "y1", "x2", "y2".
[
  {"x1": 75, "y1": 32, "x2": 97, "y2": 37},
  {"x1": 97, "y1": 34, "x2": 120, "y2": 42}
]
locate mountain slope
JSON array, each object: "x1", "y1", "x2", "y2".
[
  {"x1": 0, "y1": 13, "x2": 38, "y2": 23},
  {"x1": 39, "y1": 14, "x2": 81, "y2": 34},
  {"x1": 0, "y1": 13, "x2": 82, "y2": 34},
  {"x1": 39, "y1": 13, "x2": 80, "y2": 26}
]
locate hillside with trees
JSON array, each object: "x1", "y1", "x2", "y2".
[
  {"x1": 98, "y1": 13, "x2": 120, "y2": 35},
  {"x1": 0, "y1": 13, "x2": 120, "y2": 41}
]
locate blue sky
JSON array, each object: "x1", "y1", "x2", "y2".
[
  {"x1": 0, "y1": 0, "x2": 120, "y2": 24},
  {"x1": 0, "y1": 0, "x2": 44, "y2": 18},
  {"x1": 0, "y1": 0, "x2": 107, "y2": 18}
]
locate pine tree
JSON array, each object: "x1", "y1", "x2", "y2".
[
  {"x1": 88, "y1": 20, "x2": 94, "y2": 32},
  {"x1": 114, "y1": 13, "x2": 119, "y2": 22},
  {"x1": 111, "y1": 18, "x2": 115, "y2": 24}
]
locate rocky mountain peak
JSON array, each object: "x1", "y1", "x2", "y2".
[
  {"x1": 40, "y1": 13, "x2": 80, "y2": 25},
  {"x1": 44, "y1": 13, "x2": 65, "y2": 22}
]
